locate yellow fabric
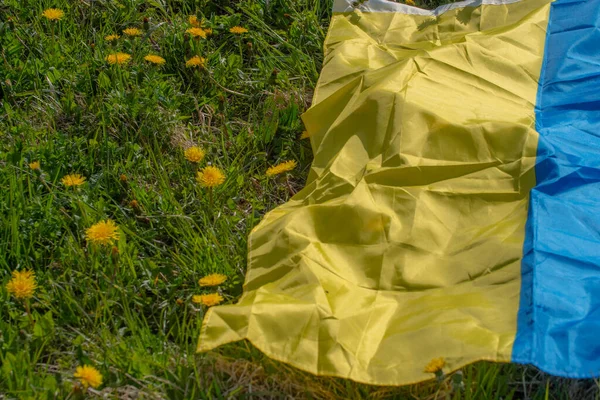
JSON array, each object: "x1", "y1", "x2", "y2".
[{"x1": 199, "y1": 0, "x2": 551, "y2": 385}]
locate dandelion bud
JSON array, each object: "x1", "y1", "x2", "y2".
[
  {"x1": 143, "y1": 17, "x2": 149, "y2": 31},
  {"x1": 269, "y1": 68, "x2": 279, "y2": 85}
]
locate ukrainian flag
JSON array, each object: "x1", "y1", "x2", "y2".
[{"x1": 199, "y1": 0, "x2": 600, "y2": 385}]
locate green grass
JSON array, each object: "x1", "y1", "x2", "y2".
[{"x1": 1, "y1": 0, "x2": 599, "y2": 398}]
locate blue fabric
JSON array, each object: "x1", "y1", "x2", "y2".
[{"x1": 513, "y1": 0, "x2": 600, "y2": 377}]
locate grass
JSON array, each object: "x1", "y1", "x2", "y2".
[{"x1": 0, "y1": 0, "x2": 598, "y2": 398}]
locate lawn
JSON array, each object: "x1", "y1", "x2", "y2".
[{"x1": 0, "y1": 0, "x2": 598, "y2": 398}]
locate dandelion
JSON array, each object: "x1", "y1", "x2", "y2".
[
  {"x1": 62, "y1": 174, "x2": 86, "y2": 187},
  {"x1": 192, "y1": 293, "x2": 223, "y2": 307},
  {"x1": 29, "y1": 161, "x2": 41, "y2": 170},
  {"x1": 197, "y1": 166, "x2": 225, "y2": 206},
  {"x1": 129, "y1": 199, "x2": 139, "y2": 208},
  {"x1": 119, "y1": 174, "x2": 127, "y2": 182},
  {"x1": 144, "y1": 54, "x2": 166, "y2": 65},
  {"x1": 184, "y1": 146, "x2": 205, "y2": 163},
  {"x1": 199, "y1": 273, "x2": 227, "y2": 287},
  {"x1": 123, "y1": 27, "x2": 142, "y2": 36},
  {"x1": 196, "y1": 166, "x2": 225, "y2": 188},
  {"x1": 85, "y1": 220, "x2": 120, "y2": 245},
  {"x1": 300, "y1": 131, "x2": 311, "y2": 139},
  {"x1": 186, "y1": 27, "x2": 207, "y2": 38},
  {"x1": 185, "y1": 55, "x2": 206, "y2": 68},
  {"x1": 405, "y1": 0, "x2": 416, "y2": 5},
  {"x1": 104, "y1": 34, "x2": 120, "y2": 41},
  {"x1": 106, "y1": 52, "x2": 131, "y2": 65},
  {"x1": 229, "y1": 26, "x2": 248, "y2": 34},
  {"x1": 266, "y1": 160, "x2": 297, "y2": 177},
  {"x1": 189, "y1": 15, "x2": 201, "y2": 27},
  {"x1": 203, "y1": 28, "x2": 213, "y2": 36},
  {"x1": 6, "y1": 270, "x2": 37, "y2": 300},
  {"x1": 74, "y1": 365, "x2": 103, "y2": 389},
  {"x1": 424, "y1": 357, "x2": 446, "y2": 374},
  {"x1": 42, "y1": 8, "x2": 64, "y2": 21}
]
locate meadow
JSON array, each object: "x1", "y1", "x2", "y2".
[{"x1": 1, "y1": 0, "x2": 599, "y2": 398}]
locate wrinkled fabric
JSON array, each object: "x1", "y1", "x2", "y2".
[
  {"x1": 194, "y1": 0, "x2": 599, "y2": 386},
  {"x1": 512, "y1": 0, "x2": 600, "y2": 378}
]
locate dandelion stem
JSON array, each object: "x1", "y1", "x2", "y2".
[
  {"x1": 112, "y1": 260, "x2": 118, "y2": 282},
  {"x1": 50, "y1": 23, "x2": 55, "y2": 51},
  {"x1": 38, "y1": 173, "x2": 52, "y2": 193},
  {"x1": 286, "y1": 175, "x2": 295, "y2": 196},
  {"x1": 24, "y1": 300, "x2": 35, "y2": 328}
]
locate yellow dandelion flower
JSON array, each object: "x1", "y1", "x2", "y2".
[
  {"x1": 266, "y1": 160, "x2": 297, "y2": 177},
  {"x1": 42, "y1": 8, "x2": 64, "y2": 21},
  {"x1": 229, "y1": 26, "x2": 248, "y2": 34},
  {"x1": 62, "y1": 174, "x2": 86, "y2": 187},
  {"x1": 424, "y1": 357, "x2": 446, "y2": 373},
  {"x1": 184, "y1": 146, "x2": 205, "y2": 163},
  {"x1": 186, "y1": 27, "x2": 207, "y2": 38},
  {"x1": 29, "y1": 161, "x2": 41, "y2": 170},
  {"x1": 106, "y1": 52, "x2": 131, "y2": 65},
  {"x1": 6, "y1": 270, "x2": 37, "y2": 300},
  {"x1": 196, "y1": 166, "x2": 225, "y2": 188},
  {"x1": 74, "y1": 365, "x2": 103, "y2": 389},
  {"x1": 198, "y1": 273, "x2": 227, "y2": 287},
  {"x1": 144, "y1": 54, "x2": 166, "y2": 65},
  {"x1": 105, "y1": 34, "x2": 120, "y2": 41},
  {"x1": 192, "y1": 293, "x2": 223, "y2": 307},
  {"x1": 123, "y1": 27, "x2": 142, "y2": 36},
  {"x1": 189, "y1": 15, "x2": 201, "y2": 27},
  {"x1": 185, "y1": 55, "x2": 206, "y2": 68},
  {"x1": 203, "y1": 28, "x2": 213, "y2": 36},
  {"x1": 405, "y1": 0, "x2": 416, "y2": 5},
  {"x1": 85, "y1": 220, "x2": 120, "y2": 245},
  {"x1": 300, "y1": 130, "x2": 311, "y2": 139}
]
